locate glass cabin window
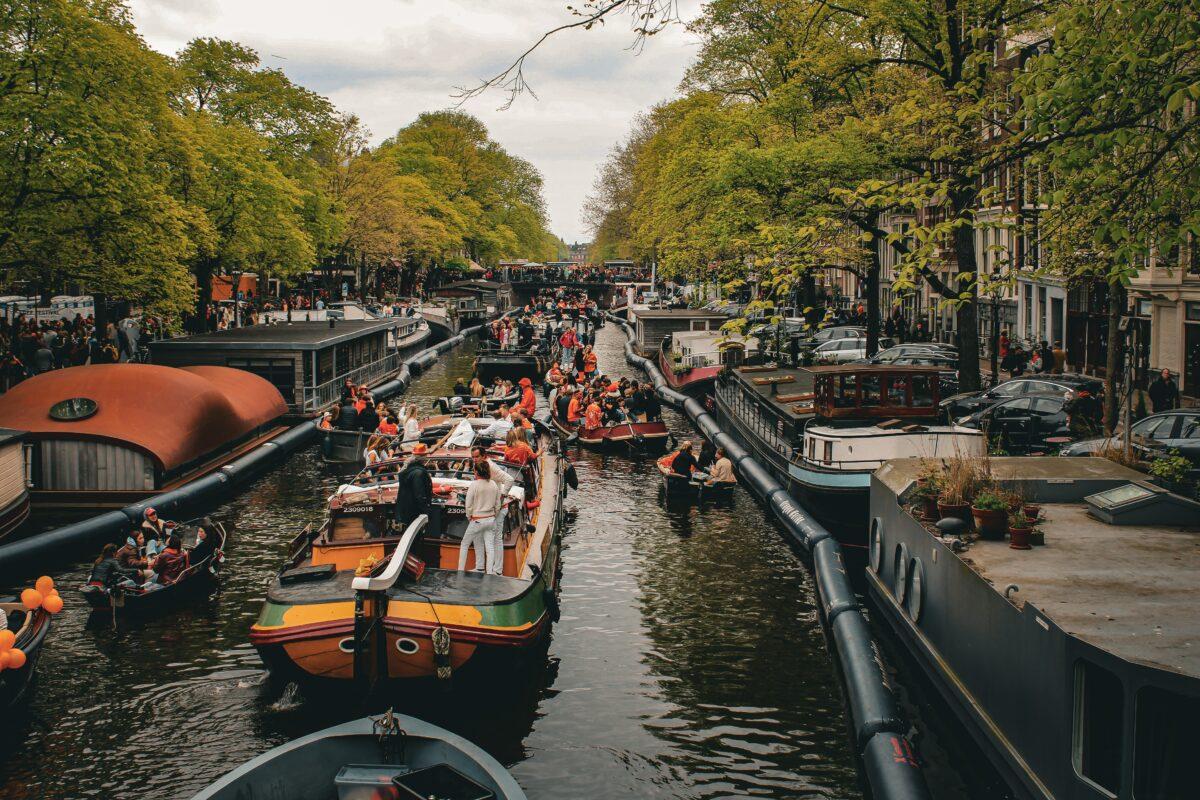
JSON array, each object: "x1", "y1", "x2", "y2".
[
  {"x1": 912, "y1": 375, "x2": 934, "y2": 406},
  {"x1": 1073, "y1": 660, "x2": 1124, "y2": 795},
  {"x1": 1134, "y1": 686, "x2": 1199, "y2": 800}
]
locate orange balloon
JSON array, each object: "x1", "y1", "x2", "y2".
[
  {"x1": 0, "y1": 651, "x2": 9, "y2": 670},
  {"x1": 48, "y1": 588, "x2": 59, "y2": 598},
  {"x1": 7, "y1": 648, "x2": 25, "y2": 669},
  {"x1": 35, "y1": 576, "x2": 54, "y2": 595},
  {"x1": 0, "y1": 630, "x2": 13, "y2": 650},
  {"x1": 42, "y1": 594, "x2": 63, "y2": 614},
  {"x1": 20, "y1": 589, "x2": 42, "y2": 610}
]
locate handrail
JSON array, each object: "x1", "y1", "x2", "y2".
[{"x1": 351, "y1": 514, "x2": 428, "y2": 592}]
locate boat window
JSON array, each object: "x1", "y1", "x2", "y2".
[
  {"x1": 835, "y1": 375, "x2": 857, "y2": 408},
  {"x1": 1134, "y1": 686, "x2": 1199, "y2": 800},
  {"x1": 1073, "y1": 660, "x2": 1124, "y2": 795},
  {"x1": 886, "y1": 376, "x2": 909, "y2": 406},
  {"x1": 861, "y1": 375, "x2": 881, "y2": 406},
  {"x1": 823, "y1": 439, "x2": 832, "y2": 465},
  {"x1": 912, "y1": 375, "x2": 934, "y2": 407}
]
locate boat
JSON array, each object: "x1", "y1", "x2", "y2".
[
  {"x1": 714, "y1": 364, "x2": 971, "y2": 547},
  {"x1": 868, "y1": 457, "x2": 1200, "y2": 800},
  {"x1": 655, "y1": 457, "x2": 735, "y2": 502},
  {"x1": 251, "y1": 419, "x2": 567, "y2": 683},
  {"x1": 191, "y1": 710, "x2": 526, "y2": 800},
  {"x1": 0, "y1": 428, "x2": 30, "y2": 541},
  {"x1": 473, "y1": 343, "x2": 553, "y2": 385},
  {"x1": 549, "y1": 411, "x2": 669, "y2": 451},
  {"x1": 78, "y1": 519, "x2": 229, "y2": 612},
  {"x1": 320, "y1": 399, "x2": 518, "y2": 465},
  {"x1": 657, "y1": 330, "x2": 757, "y2": 396},
  {"x1": 0, "y1": 599, "x2": 52, "y2": 710},
  {"x1": 431, "y1": 389, "x2": 520, "y2": 415}
]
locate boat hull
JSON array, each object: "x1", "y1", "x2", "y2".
[
  {"x1": 0, "y1": 606, "x2": 51, "y2": 711},
  {"x1": 474, "y1": 353, "x2": 549, "y2": 384},
  {"x1": 0, "y1": 488, "x2": 30, "y2": 542},
  {"x1": 657, "y1": 349, "x2": 720, "y2": 396},
  {"x1": 550, "y1": 413, "x2": 669, "y2": 451}
]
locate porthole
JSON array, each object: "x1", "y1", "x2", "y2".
[
  {"x1": 337, "y1": 637, "x2": 355, "y2": 654},
  {"x1": 906, "y1": 558, "x2": 925, "y2": 622},
  {"x1": 893, "y1": 543, "x2": 910, "y2": 605},
  {"x1": 869, "y1": 518, "x2": 883, "y2": 574},
  {"x1": 395, "y1": 637, "x2": 420, "y2": 655},
  {"x1": 49, "y1": 396, "x2": 98, "y2": 421}
]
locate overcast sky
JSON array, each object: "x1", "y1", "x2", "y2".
[{"x1": 128, "y1": 0, "x2": 703, "y2": 244}]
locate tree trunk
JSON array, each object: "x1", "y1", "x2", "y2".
[
  {"x1": 194, "y1": 258, "x2": 215, "y2": 317},
  {"x1": 950, "y1": 196, "x2": 982, "y2": 392},
  {"x1": 1103, "y1": 281, "x2": 1127, "y2": 435},
  {"x1": 864, "y1": 231, "x2": 881, "y2": 356}
]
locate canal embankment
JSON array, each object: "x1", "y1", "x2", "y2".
[{"x1": 610, "y1": 313, "x2": 933, "y2": 800}]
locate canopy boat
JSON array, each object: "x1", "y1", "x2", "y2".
[
  {"x1": 251, "y1": 423, "x2": 566, "y2": 684},
  {"x1": 789, "y1": 366, "x2": 984, "y2": 538},
  {"x1": 0, "y1": 601, "x2": 51, "y2": 711},
  {"x1": 473, "y1": 343, "x2": 552, "y2": 385},
  {"x1": 549, "y1": 410, "x2": 669, "y2": 451},
  {"x1": 191, "y1": 710, "x2": 526, "y2": 800},
  {"x1": 78, "y1": 519, "x2": 229, "y2": 613}
]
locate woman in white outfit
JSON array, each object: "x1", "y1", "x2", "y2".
[
  {"x1": 402, "y1": 405, "x2": 421, "y2": 442},
  {"x1": 460, "y1": 459, "x2": 500, "y2": 572}
]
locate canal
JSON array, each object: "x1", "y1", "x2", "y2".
[{"x1": 0, "y1": 323, "x2": 975, "y2": 799}]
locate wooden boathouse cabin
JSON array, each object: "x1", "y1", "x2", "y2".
[
  {"x1": 0, "y1": 364, "x2": 287, "y2": 509},
  {"x1": 629, "y1": 308, "x2": 729, "y2": 353},
  {"x1": 149, "y1": 319, "x2": 408, "y2": 415},
  {"x1": 430, "y1": 280, "x2": 513, "y2": 313},
  {"x1": 0, "y1": 429, "x2": 30, "y2": 540}
]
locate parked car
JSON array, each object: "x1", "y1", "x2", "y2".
[
  {"x1": 812, "y1": 336, "x2": 897, "y2": 363},
  {"x1": 1059, "y1": 410, "x2": 1200, "y2": 470},
  {"x1": 939, "y1": 373, "x2": 1104, "y2": 421},
  {"x1": 791, "y1": 325, "x2": 866, "y2": 352},
  {"x1": 749, "y1": 318, "x2": 809, "y2": 339},
  {"x1": 957, "y1": 392, "x2": 1073, "y2": 454},
  {"x1": 865, "y1": 343, "x2": 957, "y2": 364}
]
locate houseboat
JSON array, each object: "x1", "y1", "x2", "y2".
[
  {"x1": 250, "y1": 419, "x2": 566, "y2": 683},
  {"x1": 261, "y1": 304, "x2": 430, "y2": 350},
  {"x1": 868, "y1": 457, "x2": 1200, "y2": 800},
  {"x1": 0, "y1": 429, "x2": 30, "y2": 540},
  {"x1": 657, "y1": 330, "x2": 757, "y2": 396},
  {"x1": 150, "y1": 318, "x2": 423, "y2": 416},
  {"x1": 713, "y1": 364, "x2": 971, "y2": 546},
  {"x1": 628, "y1": 308, "x2": 727, "y2": 352},
  {"x1": 0, "y1": 365, "x2": 287, "y2": 509}
]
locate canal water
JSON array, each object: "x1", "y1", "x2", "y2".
[{"x1": 1, "y1": 323, "x2": 976, "y2": 800}]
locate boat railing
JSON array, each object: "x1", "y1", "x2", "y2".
[
  {"x1": 351, "y1": 515, "x2": 428, "y2": 592},
  {"x1": 286, "y1": 523, "x2": 316, "y2": 563},
  {"x1": 301, "y1": 351, "x2": 403, "y2": 412}
]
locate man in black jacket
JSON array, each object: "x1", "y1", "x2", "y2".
[
  {"x1": 394, "y1": 443, "x2": 433, "y2": 528},
  {"x1": 338, "y1": 399, "x2": 359, "y2": 430},
  {"x1": 1148, "y1": 369, "x2": 1180, "y2": 413}
]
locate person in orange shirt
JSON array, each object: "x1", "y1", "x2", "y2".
[
  {"x1": 584, "y1": 397, "x2": 602, "y2": 429},
  {"x1": 518, "y1": 377, "x2": 537, "y2": 417},
  {"x1": 503, "y1": 428, "x2": 537, "y2": 465},
  {"x1": 582, "y1": 346, "x2": 598, "y2": 378},
  {"x1": 567, "y1": 391, "x2": 583, "y2": 423}
]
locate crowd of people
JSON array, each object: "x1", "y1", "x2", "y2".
[{"x1": 0, "y1": 312, "x2": 159, "y2": 390}]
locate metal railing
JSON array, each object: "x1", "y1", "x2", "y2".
[{"x1": 301, "y1": 351, "x2": 402, "y2": 412}]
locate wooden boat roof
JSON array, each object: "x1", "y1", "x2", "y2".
[
  {"x1": 807, "y1": 364, "x2": 950, "y2": 376},
  {"x1": 148, "y1": 319, "x2": 398, "y2": 351},
  {"x1": 0, "y1": 364, "x2": 286, "y2": 470}
]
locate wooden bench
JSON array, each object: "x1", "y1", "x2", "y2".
[
  {"x1": 791, "y1": 404, "x2": 816, "y2": 416},
  {"x1": 774, "y1": 392, "x2": 814, "y2": 404},
  {"x1": 751, "y1": 375, "x2": 795, "y2": 395},
  {"x1": 739, "y1": 365, "x2": 777, "y2": 374}
]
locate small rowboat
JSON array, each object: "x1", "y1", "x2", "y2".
[
  {"x1": 431, "y1": 389, "x2": 519, "y2": 415},
  {"x1": 550, "y1": 412, "x2": 669, "y2": 451},
  {"x1": 78, "y1": 520, "x2": 229, "y2": 613},
  {"x1": 655, "y1": 457, "x2": 736, "y2": 503},
  {"x1": 0, "y1": 601, "x2": 51, "y2": 711},
  {"x1": 191, "y1": 710, "x2": 527, "y2": 800}
]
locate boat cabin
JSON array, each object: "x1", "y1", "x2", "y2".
[
  {"x1": 629, "y1": 308, "x2": 729, "y2": 352},
  {"x1": 810, "y1": 365, "x2": 946, "y2": 420},
  {"x1": 149, "y1": 319, "x2": 411, "y2": 415}
]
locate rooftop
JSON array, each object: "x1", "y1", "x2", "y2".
[
  {"x1": 149, "y1": 319, "x2": 399, "y2": 351},
  {"x1": 881, "y1": 457, "x2": 1200, "y2": 677},
  {"x1": 0, "y1": 428, "x2": 25, "y2": 447},
  {"x1": 633, "y1": 308, "x2": 728, "y2": 320}
]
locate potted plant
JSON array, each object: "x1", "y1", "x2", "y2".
[
  {"x1": 1028, "y1": 515, "x2": 1046, "y2": 547},
  {"x1": 971, "y1": 491, "x2": 1009, "y2": 540},
  {"x1": 1008, "y1": 513, "x2": 1038, "y2": 550},
  {"x1": 937, "y1": 456, "x2": 983, "y2": 528},
  {"x1": 1021, "y1": 502, "x2": 1041, "y2": 521},
  {"x1": 910, "y1": 477, "x2": 942, "y2": 521}
]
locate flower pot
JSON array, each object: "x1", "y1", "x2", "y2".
[
  {"x1": 1008, "y1": 525, "x2": 1032, "y2": 550},
  {"x1": 937, "y1": 501, "x2": 971, "y2": 528},
  {"x1": 1029, "y1": 531, "x2": 1045, "y2": 547},
  {"x1": 1022, "y1": 504, "x2": 1041, "y2": 520},
  {"x1": 921, "y1": 496, "x2": 940, "y2": 521},
  {"x1": 972, "y1": 507, "x2": 1009, "y2": 540}
]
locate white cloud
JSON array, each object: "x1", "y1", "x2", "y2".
[{"x1": 128, "y1": 0, "x2": 703, "y2": 243}]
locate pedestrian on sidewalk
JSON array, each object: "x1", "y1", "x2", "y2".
[{"x1": 1148, "y1": 369, "x2": 1180, "y2": 413}]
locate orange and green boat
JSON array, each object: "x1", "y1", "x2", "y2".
[{"x1": 250, "y1": 421, "x2": 566, "y2": 683}]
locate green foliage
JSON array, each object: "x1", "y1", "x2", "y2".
[
  {"x1": 971, "y1": 492, "x2": 1009, "y2": 512},
  {"x1": 1149, "y1": 451, "x2": 1193, "y2": 486}
]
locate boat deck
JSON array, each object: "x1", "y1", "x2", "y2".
[
  {"x1": 729, "y1": 366, "x2": 816, "y2": 420},
  {"x1": 966, "y1": 503, "x2": 1200, "y2": 677},
  {"x1": 268, "y1": 567, "x2": 533, "y2": 607}
]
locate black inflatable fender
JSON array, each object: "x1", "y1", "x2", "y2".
[
  {"x1": 564, "y1": 463, "x2": 579, "y2": 490},
  {"x1": 831, "y1": 610, "x2": 908, "y2": 748},
  {"x1": 695, "y1": 413, "x2": 723, "y2": 441},
  {"x1": 812, "y1": 537, "x2": 859, "y2": 623},
  {"x1": 861, "y1": 732, "x2": 932, "y2": 800},
  {"x1": 681, "y1": 397, "x2": 706, "y2": 419},
  {"x1": 0, "y1": 510, "x2": 131, "y2": 582}
]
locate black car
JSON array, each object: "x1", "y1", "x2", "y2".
[
  {"x1": 1059, "y1": 410, "x2": 1200, "y2": 470},
  {"x1": 958, "y1": 392, "x2": 1073, "y2": 454},
  {"x1": 940, "y1": 373, "x2": 1103, "y2": 421},
  {"x1": 865, "y1": 343, "x2": 958, "y2": 364}
]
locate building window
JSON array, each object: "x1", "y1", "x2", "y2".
[
  {"x1": 1133, "y1": 686, "x2": 1198, "y2": 800},
  {"x1": 1073, "y1": 660, "x2": 1124, "y2": 795}
]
